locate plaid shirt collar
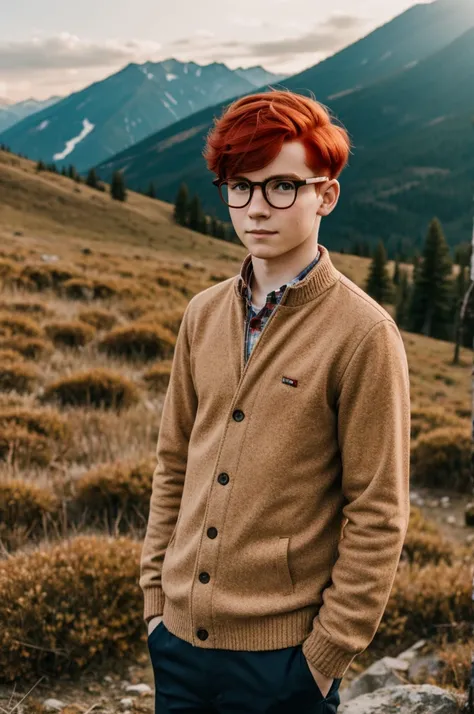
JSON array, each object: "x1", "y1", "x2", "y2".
[{"x1": 241, "y1": 250, "x2": 321, "y2": 307}]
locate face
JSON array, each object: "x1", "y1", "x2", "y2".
[{"x1": 226, "y1": 140, "x2": 340, "y2": 260}]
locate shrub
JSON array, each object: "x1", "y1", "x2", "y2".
[
  {"x1": 411, "y1": 426, "x2": 471, "y2": 492},
  {"x1": 120, "y1": 298, "x2": 157, "y2": 320},
  {"x1": 78, "y1": 307, "x2": 118, "y2": 331},
  {"x1": 92, "y1": 278, "x2": 119, "y2": 299},
  {"x1": 0, "y1": 336, "x2": 53, "y2": 359},
  {"x1": 0, "y1": 406, "x2": 70, "y2": 466},
  {"x1": 61, "y1": 278, "x2": 94, "y2": 301},
  {"x1": 0, "y1": 534, "x2": 144, "y2": 682},
  {"x1": 0, "y1": 312, "x2": 43, "y2": 338},
  {"x1": 0, "y1": 299, "x2": 51, "y2": 317},
  {"x1": 19, "y1": 263, "x2": 77, "y2": 291},
  {"x1": 0, "y1": 348, "x2": 25, "y2": 363},
  {"x1": 0, "y1": 478, "x2": 59, "y2": 551},
  {"x1": 0, "y1": 361, "x2": 39, "y2": 393},
  {"x1": 41, "y1": 368, "x2": 141, "y2": 410},
  {"x1": 0, "y1": 258, "x2": 19, "y2": 281},
  {"x1": 98, "y1": 322, "x2": 176, "y2": 361},
  {"x1": 44, "y1": 320, "x2": 96, "y2": 348},
  {"x1": 410, "y1": 406, "x2": 466, "y2": 440},
  {"x1": 371, "y1": 559, "x2": 471, "y2": 661},
  {"x1": 71, "y1": 456, "x2": 155, "y2": 531},
  {"x1": 142, "y1": 360, "x2": 172, "y2": 391},
  {"x1": 402, "y1": 506, "x2": 457, "y2": 567},
  {"x1": 0, "y1": 405, "x2": 69, "y2": 441},
  {"x1": 136, "y1": 307, "x2": 184, "y2": 335}
]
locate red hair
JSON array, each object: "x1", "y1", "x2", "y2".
[{"x1": 202, "y1": 88, "x2": 352, "y2": 181}]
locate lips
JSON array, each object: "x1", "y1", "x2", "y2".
[{"x1": 247, "y1": 230, "x2": 276, "y2": 234}]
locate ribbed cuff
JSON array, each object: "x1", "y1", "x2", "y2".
[
  {"x1": 143, "y1": 587, "x2": 166, "y2": 624},
  {"x1": 302, "y1": 622, "x2": 356, "y2": 679}
]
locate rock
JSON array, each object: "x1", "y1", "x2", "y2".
[
  {"x1": 339, "y1": 657, "x2": 406, "y2": 702},
  {"x1": 445, "y1": 515, "x2": 456, "y2": 525},
  {"x1": 397, "y1": 639, "x2": 426, "y2": 663},
  {"x1": 408, "y1": 654, "x2": 444, "y2": 682},
  {"x1": 125, "y1": 683, "x2": 152, "y2": 694},
  {"x1": 119, "y1": 698, "x2": 134, "y2": 709},
  {"x1": 43, "y1": 699, "x2": 66, "y2": 711},
  {"x1": 338, "y1": 683, "x2": 459, "y2": 713}
]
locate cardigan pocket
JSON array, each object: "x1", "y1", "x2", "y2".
[{"x1": 275, "y1": 536, "x2": 294, "y2": 595}]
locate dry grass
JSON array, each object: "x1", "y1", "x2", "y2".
[{"x1": 0, "y1": 148, "x2": 472, "y2": 694}]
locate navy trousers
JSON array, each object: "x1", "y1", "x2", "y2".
[{"x1": 147, "y1": 620, "x2": 342, "y2": 713}]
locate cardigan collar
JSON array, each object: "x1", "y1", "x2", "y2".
[{"x1": 234, "y1": 243, "x2": 340, "y2": 307}]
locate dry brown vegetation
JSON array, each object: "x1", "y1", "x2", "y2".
[{"x1": 0, "y1": 149, "x2": 472, "y2": 699}]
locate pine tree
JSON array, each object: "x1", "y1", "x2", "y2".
[
  {"x1": 188, "y1": 194, "x2": 204, "y2": 231},
  {"x1": 408, "y1": 217, "x2": 453, "y2": 339},
  {"x1": 210, "y1": 215, "x2": 219, "y2": 237},
  {"x1": 365, "y1": 240, "x2": 394, "y2": 304},
  {"x1": 215, "y1": 220, "x2": 226, "y2": 240},
  {"x1": 199, "y1": 215, "x2": 208, "y2": 234},
  {"x1": 61, "y1": 166, "x2": 67, "y2": 176},
  {"x1": 412, "y1": 251, "x2": 421, "y2": 284},
  {"x1": 86, "y1": 168, "x2": 99, "y2": 189},
  {"x1": 147, "y1": 182, "x2": 156, "y2": 199},
  {"x1": 395, "y1": 269, "x2": 411, "y2": 329},
  {"x1": 67, "y1": 164, "x2": 77, "y2": 180},
  {"x1": 392, "y1": 255, "x2": 401, "y2": 286},
  {"x1": 174, "y1": 183, "x2": 189, "y2": 225},
  {"x1": 111, "y1": 170, "x2": 127, "y2": 201},
  {"x1": 36, "y1": 159, "x2": 46, "y2": 172}
]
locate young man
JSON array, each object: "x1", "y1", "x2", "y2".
[{"x1": 140, "y1": 89, "x2": 411, "y2": 714}]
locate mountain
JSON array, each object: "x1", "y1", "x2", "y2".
[
  {"x1": 93, "y1": 0, "x2": 474, "y2": 257},
  {"x1": 286, "y1": 0, "x2": 474, "y2": 102},
  {"x1": 0, "y1": 96, "x2": 62, "y2": 134},
  {"x1": 235, "y1": 65, "x2": 287, "y2": 87},
  {"x1": 0, "y1": 58, "x2": 283, "y2": 172}
]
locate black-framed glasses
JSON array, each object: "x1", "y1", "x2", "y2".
[{"x1": 212, "y1": 175, "x2": 329, "y2": 209}]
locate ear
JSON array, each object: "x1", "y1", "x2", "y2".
[{"x1": 318, "y1": 179, "x2": 340, "y2": 216}]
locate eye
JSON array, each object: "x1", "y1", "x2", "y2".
[
  {"x1": 268, "y1": 179, "x2": 295, "y2": 192},
  {"x1": 275, "y1": 181, "x2": 294, "y2": 191},
  {"x1": 229, "y1": 181, "x2": 250, "y2": 191}
]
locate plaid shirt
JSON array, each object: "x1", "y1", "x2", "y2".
[{"x1": 243, "y1": 249, "x2": 321, "y2": 362}]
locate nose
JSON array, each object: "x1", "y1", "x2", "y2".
[{"x1": 247, "y1": 185, "x2": 271, "y2": 217}]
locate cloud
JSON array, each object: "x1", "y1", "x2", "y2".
[
  {"x1": 0, "y1": 12, "x2": 366, "y2": 75},
  {"x1": 226, "y1": 14, "x2": 366, "y2": 57},
  {"x1": 169, "y1": 13, "x2": 366, "y2": 61},
  {"x1": 0, "y1": 33, "x2": 163, "y2": 73}
]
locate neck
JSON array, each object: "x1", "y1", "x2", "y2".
[
  {"x1": 236, "y1": 243, "x2": 341, "y2": 307},
  {"x1": 250, "y1": 240, "x2": 319, "y2": 301}
]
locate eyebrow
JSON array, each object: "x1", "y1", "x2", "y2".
[{"x1": 228, "y1": 172, "x2": 302, "y2": 181}]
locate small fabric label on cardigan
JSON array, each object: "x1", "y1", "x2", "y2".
[{"x1": 282, "y1": 376, "x2": 298, "y2": 387}]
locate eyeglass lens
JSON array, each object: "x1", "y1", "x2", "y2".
[{"x1": 221, "y1": 179, "x2": 296, "y2": 208}]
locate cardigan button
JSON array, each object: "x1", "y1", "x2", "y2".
[
  {"x1": 233, "y1": 409, "x2": 245, "y2": 421},
  {"x1": 199, "y1": 571, "x2": 210, "y2": 583},
  {"x1": 197, "y1": 629, "x2": 209, "y2": 640},
  {"x1": 217, "y1": 472, "x2": 229, "y2": 485},
  {"x1": 207, "y1": 527, "x2": 218, "y2": 538}
]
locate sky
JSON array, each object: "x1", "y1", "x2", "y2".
[{"x1": 0, "y1": 0, "x2": 434, "y2": 103}]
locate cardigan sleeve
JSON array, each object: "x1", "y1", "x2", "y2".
[
  {"x1": 139, "y1": 299, "x2": 198, "y2": 624},
  {"x1": 302, "y1": 318, "x2": 411, "y2": 679}
]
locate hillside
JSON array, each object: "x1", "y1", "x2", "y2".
[
  {"x1": 0, "y1": 148, "x2": 415, "y2": 289},
  {"x1": 0, "y1": 147, "x2": 472, "y2": 705}
]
